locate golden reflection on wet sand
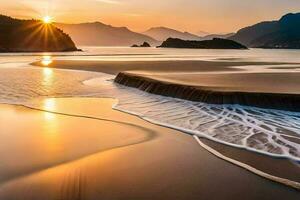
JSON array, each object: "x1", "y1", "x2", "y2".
[
  {"x1": 0, "y1": 98, "x2": 299, "y2": 199},
  {"x1": 42, "y1": 65, "x2": 54, "y2": 90},
  {"x1": 43, "y1": 67, "x2": 53, "y2": 76},
  {"x1": 41, "y1": 55, "x2": 53, "y2": 66},
  {"x1": 41, "y1": 55, "x2": 54, "y2": 86},
  {"x1": 0, "y1": 98, "x2": 153, "y2": 184},
  {"x1": 43, "y1": 98, "x2": 56, "y2": 121}
]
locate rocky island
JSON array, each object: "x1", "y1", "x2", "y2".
[
  {"x1": 158, "y1": 38, "x2": 247, "y2": 49},
  {"x1": 131, "y1": 42, "x2": 151, "y2": 47},
  {"x1": 0, "y1": 15, "x2": 78, "y2": 52}
]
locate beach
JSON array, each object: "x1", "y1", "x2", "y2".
[
  {"x1": 1, "y1": 1, "x2": 300, "y2": 199},
  {"x1": 32, "y1": 58, "x2": 300, "y2": 157},
  {"x1": 0, "y1": 47, "x2": 298, "y2": 199},
  {"x1": 0, "y1": 98, "x2": 299, "y2": 199},
  {"x1": 32, "y1": 57, "x2": 300, "y2": 186}
]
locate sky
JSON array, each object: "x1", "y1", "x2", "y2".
[{"x1": 1, "y1": 0, "x2": 300, "y2": 34}]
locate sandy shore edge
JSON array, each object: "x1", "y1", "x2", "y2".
[{"x1": 0, "y1": 98, "x2": 299, "y2": 199}]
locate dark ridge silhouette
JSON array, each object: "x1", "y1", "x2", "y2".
[
  {"x1": 158, "y1": 38, "x2": 247, "y2": 49},
  {"x1": 55, "y1": 22, "x2": 158, "y2": 46},
  {"x1": 114, "y1": 72, "x2": 300, "y2": 112},
  {"x1": 131, "y1": 42, "x2": 151, "y2": 48},
  {"x1": 0, "y1": 15, "x2": 78, "y2": 52},
  {"x1": 229, "y1": 13, "x2": 300, "y2": 49}
]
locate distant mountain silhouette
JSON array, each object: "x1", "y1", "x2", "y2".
[
  {"x1": 158, "y1": 38, "x2": 247, "y2": 49},
  {"x1": 143, "y1": 27, "x2": 202, "y2": 41},
  {"x1": 55, "y1": 22, "x2": 158, "y2": 46},
  {"x1": 229, "y1": 13, "x2": 300, "y2": 49},
  {"x1": 196, "y1": 30, "x2": 210, "y2": 37},
  {"x1": 202, "y1": 33, "x2": 235, "y2": 40},
  {"x1": 0, "y1": 15, "x2": 78, "y2": 52}
]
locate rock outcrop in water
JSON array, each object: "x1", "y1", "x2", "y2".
[
  {"x1": 0, "y1": 15, "x2": 78, "y2": 52},
  {"x1": 229, "y1": 13, "x2": 300, "y2": 49},
  {"x1": 114, "y1": 72, "x2": 300, "y2": 112},
  {"x1": 131, "y1": 42, "x2": 151, "y2": 47},
  {"x1": 158, "y1": 38, "x2": 247, "y2": 49}
]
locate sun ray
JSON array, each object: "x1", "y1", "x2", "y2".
[
  {"x1": 21, "y1": 24, "x2": 45, "y2": 48},
  {"x1": 48, "y1": 25, "x2": 59, "y2": 49},
  {"x1": 43, "y1": 25, "x2": 49, "y2": 50}
]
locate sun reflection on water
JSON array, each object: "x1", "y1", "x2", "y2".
[
  {"x1": 41, "y1": 55, "x2": 54, "y2": 86},
  {"x1": 41, "y1": 55, "x2": 53, "y2": 66},
  {"x1": 43, "y1": 98, "x2": 56, "y2": 120},
  {"x1": 43, "y1": 67, "x2": 53, "y2": 76}
]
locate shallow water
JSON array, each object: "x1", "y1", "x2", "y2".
[
  {"x1": 1, "y1": 46, "x2": 300, "y2": 62},
  {"x1": 0, "y1": 48, "x2": 300, "y2": 162},
  {"x1": 114, "y1": 88, "x2": 300, "y2": 161}
]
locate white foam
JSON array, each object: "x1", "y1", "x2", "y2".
[{"x1": 112, "y1": 85, "x2": 300, "y2": 162}]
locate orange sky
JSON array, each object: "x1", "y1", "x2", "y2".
[{"x1": 1, "y1": 0, "x2": 300, "y2": 34}]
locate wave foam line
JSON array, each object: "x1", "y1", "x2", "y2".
[
  {"x1": 113, "y1": 104, "x2": 300, "y2": 162},
  {"x1": 114, "y1": 103, "x2": 300, "y2": 190},
  {"x1": 193, "y1": 135, "x2": 300, "y2": 191}
]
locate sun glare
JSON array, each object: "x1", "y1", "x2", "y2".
[
  {"x1": 43, "y1": 16, "x2": 52, "y2": 24},
  {"x1": 41, "y1": 55, "x2": 53, "y2": 66},
  {"x1": 43, "y1": 98, "x2": 56, "y2": 121}
]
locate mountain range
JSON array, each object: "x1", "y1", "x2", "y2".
[
  {"x1": 55, "y1": 23, "x2": 233, "y2": 46},
  {"x1": 229, "y1": 13, "x2": 300, "y2": 48},
  {"x1": 201, "y1": 33, "x2": 235, "y2": 41},
  {"x1": 142, "y1": 27, "x2": 202, "y2": 41},
  {"x1": 55, "y1": 13, "x2": 300, "y2": 49},
  {"x1": 142, "y1": 28, "x2": 234, "y2": 43},
  {"x1": 1, "y1": 12, "x2": 299, "y2": 49},
  {"x1": 196, "y1": 30, "x2": 210, "y2": 37},
  {"x1": 55, "y1": 22, "x2": 159, "y2": 46}
]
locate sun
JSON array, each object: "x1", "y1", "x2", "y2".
[{"x1": 43, "y1": 16, "x2": 52, "y2": 24}]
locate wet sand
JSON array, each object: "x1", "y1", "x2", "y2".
[
  {"x1": 0, "y1": 98, "x2": 299, "y2": 199},
  {"x1": 32, "y1": 59, "x2": 300, "y2": 94},
  {"x1": 121, "y1": 71, "x2": 300, "y2": 94},
  {"x1": 32, "y1": 59, "x2": 292, "y2": 75}
]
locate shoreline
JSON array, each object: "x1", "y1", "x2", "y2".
[
  {"x1": 31, "y1": 59, "x2": 300, "y2": 112},
  {"x1": 113, "y1": 97, "x2": 300, "y2": 183},
  {"x1": 30, "y1": 59, "x2": 300, "y2": 165},
  {"x1": 31, "y1": 59, "x2": 294, "y2": 75},
  {"x1": 0, "y1": 98, "x2": 299, "y2": 199}
]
